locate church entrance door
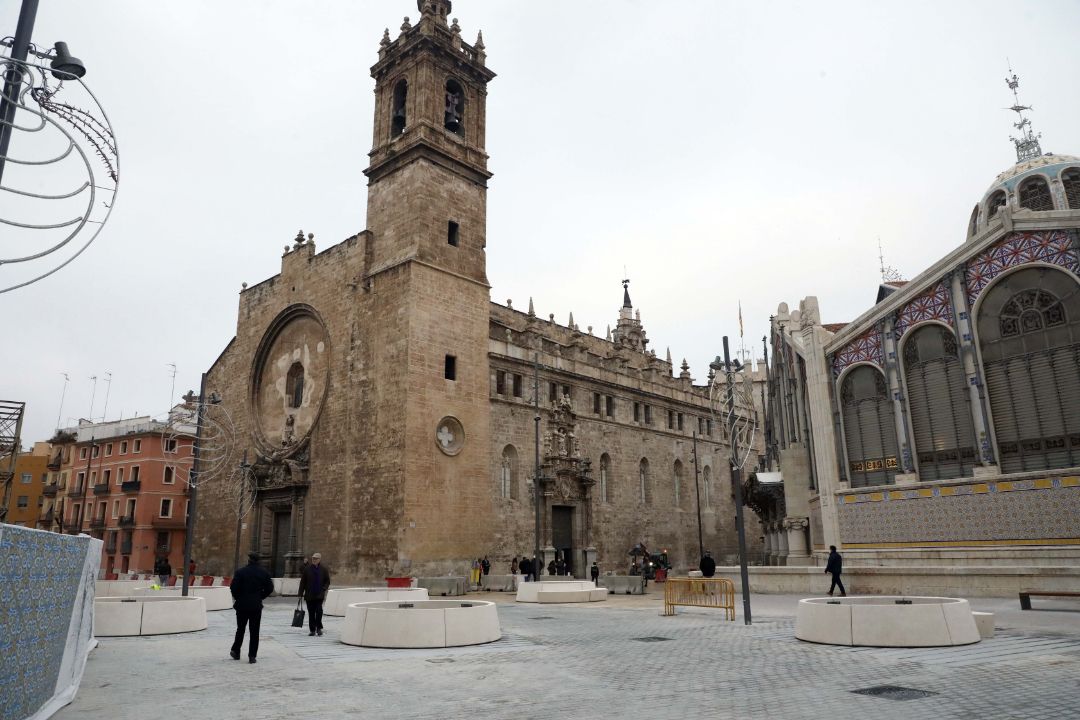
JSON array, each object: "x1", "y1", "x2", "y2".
[
  {"x1": 271, "y1": 510, "x2": 291, "y2": 577},
  {"x1": 552, "y1": 505, "x2": 575, "y2": 577}
]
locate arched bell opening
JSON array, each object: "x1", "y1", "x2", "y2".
[{"x1": 444, "y1": 78, "x2": 465, "y2": 135}]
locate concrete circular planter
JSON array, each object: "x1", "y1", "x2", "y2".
[
  {"x1": 324, "y1": 587, "x2": 430, "y2": 616},
  {"x1": 515, "y1": 580, "x2": 606, "y2": 603},
  {"x1": 95, "y1": 580, "x2": 142, "y2": 597},
  {"x1": 795, "y1": 596, "x2": 981, "y2": 647},
  {"x1": 94, "y1": 596, "x2": 207, "y2": 637},
  {"x1": 340, "y1": 599, "x2": 501, "y2": 648},
  {"x1": 133, "y1": 586, "x2": 232, "y2": 611}
]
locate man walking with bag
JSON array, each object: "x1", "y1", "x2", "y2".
[
  {"x1": 230, "y1": 552, "x2": 274, "y2": 663},
  {"x1": 298, "y1": 552, "x2": 331, "y2": 637}
]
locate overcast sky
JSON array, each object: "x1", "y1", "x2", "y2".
[{"x1": 5, "y1": 0, "x2": 1080, "y2": 446}]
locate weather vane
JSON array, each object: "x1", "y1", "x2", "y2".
[
  {"x1": 877, "y1": 237, "x2": 902, "y2": 283},
  {"x1": 1005, "y1": 64, "x2": 1043, "y2": 162}
]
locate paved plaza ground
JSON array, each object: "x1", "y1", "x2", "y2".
[{"x1": 58, "y1": 589, "x2": 1080, "y2": 720}]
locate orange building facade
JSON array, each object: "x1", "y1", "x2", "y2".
[
  {"x1": 3, "y1": 442, "x2": 50, "y2": 526},
  {"x1": 46, "y1": 416, "x2": 193, "y2": 575}
]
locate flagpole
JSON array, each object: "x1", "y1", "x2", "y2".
[{"x1": 738, "y1": 301, "x2": 746, "y2": 366}]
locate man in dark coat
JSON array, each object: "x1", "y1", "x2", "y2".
[
  {"x1": 520, "y1": 556, "x2": 532, "y2": 582},
  {"x1": 825, "y1": 545, "x2": 846, "y2": 596},
  {"x1": 298, "y1": 552, "x2": 331, "y2": 637},
  {"x1": 699, "y1": 551, "x2": 716, "y2": 578},
  {"x1": 230, "y1": 552, "x2": 274, "y2": 663},
  {"x1": 590, "y1": 561, "x2": 600, "y2": 584}
]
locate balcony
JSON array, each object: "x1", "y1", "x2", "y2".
[
  {"x1": 65, "y1": 485, "x2": 85, "y2": 498},
  {"x1": 121, "y1": 480, "x2": 141, "y2": 493},
  {"x1": 118, "y1": 515, "x2": 135, "y2": 527},
  {"x1": 92, "y1": 483, "x2": 110, "y2": 496},
  {"x1": 39, "y1": 508, "x2": 54, "y2": 525},
  {"x1": 152, "y1": 515, "x2": 186, "y2": 529},
  {"x1": 42, "y1": 484, "x2": 58, "y2": 497},
  {"x1": 89, "y1": 516, "x2": 106, "y2": 529},
  {"x1": 120, "y1": 540, "x2": 132, "y2": 555},
  {"x1": 62, "y1": 520, "x2": 80, "y2": 533}
]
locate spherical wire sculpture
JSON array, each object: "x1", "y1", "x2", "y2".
[
  {"x1": 708, "y1": 363, "x2": 758, "y2": 471},
  {"x1": 0, "y1": 50, "x2": 118, "y2": 293}
]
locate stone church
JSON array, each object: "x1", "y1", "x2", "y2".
[{"x1": 193, "y1": 0, "x2": 763, "y2": 581}]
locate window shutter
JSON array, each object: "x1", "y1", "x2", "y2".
[
  {"x1": 978, "y1": 266, "x2": 1080, "y2": 474},
  {"x1": 841, "y1": 366, "x2": 898, "y2": 487},
  {"x1": 903, "y1": 326, "x2": 977, "y2": 480}
]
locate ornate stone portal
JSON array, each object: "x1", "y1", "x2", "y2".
[
  {"x1": 537, "y1": 395, "x2": 596, "y2": 576},
  {"x1": 249, "y1": 443, "x2": 309, "y2": 577}
]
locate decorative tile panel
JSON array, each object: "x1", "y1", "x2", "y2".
[
  {"x1": 0, "y1": 525, "x2": 94, "y2": 720},
  {"x1": 893, "y1": 280, "x2": 954, "y2": 339},
  {"x1": 965, "y1": 230, "x2": 1080, "y2": 307},
  {"x1": 831, "y1": 327, "x2": 883, "y2": 377},
  {"x1": 837, "y1": 481, "x2": 1080, "y2": 546}
]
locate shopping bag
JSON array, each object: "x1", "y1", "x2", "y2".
[{"x1": 291, "y1": 598, "x2": 306, "y2": 628}]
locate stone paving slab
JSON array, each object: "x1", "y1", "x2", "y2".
[{"x1": 55, "y1": 594, "x2": 1080, "y2": 720}]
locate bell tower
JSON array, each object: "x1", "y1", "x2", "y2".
[
  {"x1": 365, "y1": 0, "x2": 494, "y2": 284},
  {"x1": 361, "y1": 1, "x2": 496, "y2": 575}
]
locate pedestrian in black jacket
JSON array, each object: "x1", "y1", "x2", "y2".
[
  {"x1": 825, "y1": 546, "x2": 846, "y2": 596},
  {"x1": 298, "y1": 552, "x2": 332, "y2": 637},
  {"x1": 230, "y1": 552, "x2": 274, "y2": 663},
  {"x1": 699, "y1": 551, "x2": 716, "y2": 578}
]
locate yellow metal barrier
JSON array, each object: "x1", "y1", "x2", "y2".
[{"x1": 663, "y1": 577, "x2": 735, "y2": 620}]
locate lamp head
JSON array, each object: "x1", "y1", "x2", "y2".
[{"x1": 50, "y1": 42, "x2": 86, "y2": 79}]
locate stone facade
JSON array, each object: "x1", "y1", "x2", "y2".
[{"x1": 192, "y1": 1, "x2": 763, "y2": 581}]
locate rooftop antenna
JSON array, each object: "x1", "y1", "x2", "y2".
[
  {"x1": 167, "y1": 363, "x2": 177, "y2": 414},
  {"x1": 100, "y1": 372, "x2": 113, "y2": 422},
  {"x1": 87, "y1": 375, "x2": 97, "y2": 421},
  {"x1": 1006, "y1": 62, "x2": 1043, "y2": 162},
  {"x1": 878, "y1": 237, "x2": 902, "y2": 283},
  {"x1": 55, "y1": 372, "x2": 69, "y2": 431}
]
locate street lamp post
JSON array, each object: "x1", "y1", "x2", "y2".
[
  {"x1": 532, "y1": 354, "x2": 542, "y2": 581},
  {"x1": 181, "y1": 373, "x2": 216, "y2": 597},
  {"x1": 0, "y1": 0, "x2": 39, "y2": 184},
  {"x1": 0, "y1": 0, "x2": 87, "y2": 183},
  {"x1": 233, "y1": 450, "x2": 251, "y2": 573},
  {"x1": 692, "y1": 431, "x2": 703, "y2": 559},
  {"x1": 724, "y1": 337, "x2": 753, "y2": 625}
]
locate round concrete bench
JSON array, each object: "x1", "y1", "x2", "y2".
[
  {"x1": 133, "y1": 586, "x2": 232, "y2": 611},
  {"x1": 537, "y1": 587, "x2": 607, "y2": 604},
  {"x1": 324, "y1": 587, "x2": 430, "y2": 616},
  {"x1": 340, "y1": 600, "x2": 501, "y2": 648},
  {"x1": 95, "y1": 580, "x2": 142, "y2": 597},
  {"x1": 95, "y1": 596, "x2": 207, "y2": 636},
  {"x1": 795, "y1": 596, "x2": 980, "y2": 647},
  {"x1": 516, "y1": 581, "x2": 603, "y2": 603}
]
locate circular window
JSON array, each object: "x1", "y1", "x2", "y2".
[
  {"x1": 249, "y1": 305, "x2": 330, "y2": 452},
  {"x1": 435, "y1": 416, "x2": 465, "y2": 456}
]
